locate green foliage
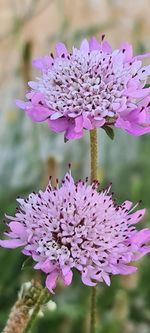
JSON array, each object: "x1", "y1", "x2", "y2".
[{"x1": 102, "y1": 126, "x2": 115, "y2": 140}]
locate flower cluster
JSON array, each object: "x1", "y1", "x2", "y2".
[
  {"x1": 16, "y1": 36, "x2": 150, "y2": 140},
  {"x1": 1, "y1": 172, "x2": 150, "y2": 293}
]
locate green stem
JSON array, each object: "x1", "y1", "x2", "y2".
[
  {"x1": 90, "y1": 287, "x2": 97, "y2": 333},
  {"x1": 90, "y1": 129, "x2": 98, "y2": 182},
  {"x1": 89, "y1": 129, "x2": 98, "y2": 333},
  {"x1": 23, "y1": 288, "x2": 49, "y2": 333}
]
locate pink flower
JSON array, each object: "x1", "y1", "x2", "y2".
[
  {"x1": 16, "y1": 36, "x2": 150, "y2": 140},
  {"x1": 0, "y1": 172, "x2": 150, "y2": 293}
]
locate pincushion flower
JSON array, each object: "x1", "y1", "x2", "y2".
[
  {"x1": 0, "y1": 172, "x2": 150, "y2": 293},
  {"x1": 16, "y1": 36, "x2": 150, "y2": 140}
]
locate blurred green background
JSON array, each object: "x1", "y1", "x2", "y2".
[{"x1": 1, "y1": 0, "x2": 150, "y2": 332}]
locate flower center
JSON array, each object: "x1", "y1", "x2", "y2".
[{"x1": 37, "y1": 49, "x2": 130, "y2": 119}]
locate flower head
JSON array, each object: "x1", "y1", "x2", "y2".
[
  {"x1": 0, "y1": 172, "x2": 150, "y2": 293},
  {"x1": 16, "y1": 36, "x2": 150, "y2": 140}
]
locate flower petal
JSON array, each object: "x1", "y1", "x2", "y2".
[
  {"x1": 129, "y1": 209, "x2": 146, "y2": 225},
  {"x1": 40, "y1": 259, "x2": 56, "y2": 274},
  {"x1": 65, "y1": 121, "x2": 83, "y2": 139},
  {"x1": 101, "y1": 272, "x2": 111, "y2": 286},
  {"x1": 16, "y1": 99, "x2": 26, "y2": 110},
  {"x1": 101, "y1": 41, "x2": 112, "y2": 54},
  {"x1": 55, "y1": 42, "x2": 68, "y2": 57},
  {"x1": 81, "y1": 274, "x2": 96, "y2": 287},
  {"x1": 124, "y1": 88, "x2": 150, "y2": 98},
  {"x1": 116, "y1": 265, "x2": 137, "y2": 275},
  {"x1": 89, "y1": 37, "x2": 101, "y2": 51},
  {"x1": 32, "y1": 56, "x2": 52, "y2": 70},
  {"x1": 9, "y1": 222, "x2": 26, "y2": 237},
  {"x1": 131, "y1": 229, "x2": 150, "y2": 246},
  {"x1": 80, "y1": 39, "x2": 89, "y2": 52},
  {"x1": 48, "y1": 117, "x2": 69, "y2": 132},
  {"x1": 120, "y1": 42, "x2": 133, "y2": 61},
  {"x1": 74, "y1": 116, "x2": 83, "y2": 133},
  {"x1": 0, "y1": 239, "x2": 26, "y2": 248},
  {"x1": 46, "y1": 271, "x2": 59, "y2": 293},
  {"x1": 26, "y1": 106, "x2": 52, "y2": 122},
  {"x1": 62, "y1": 270, "x2": 73, "y2": 286}
]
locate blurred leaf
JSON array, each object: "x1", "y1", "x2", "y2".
[
  {"x1": 21, "y1": 256, "x2": 34, "y2": 271},
  {"x1": 103, "y1": 126, "x2": 115, "y2": 140},
  {"x1": 64, "y1": 137, "x2": 69, "y2": 143}
]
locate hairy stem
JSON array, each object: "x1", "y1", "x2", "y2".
[
  {"x1": 89, "y1": 129, "x2": 98, "y2": 333},
  {"x1": 23, "y1": 288, "x2": 49, "y2": 333},
  {"x1": 2, "y1": 282, "x2": 43, "y2": 333}
]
